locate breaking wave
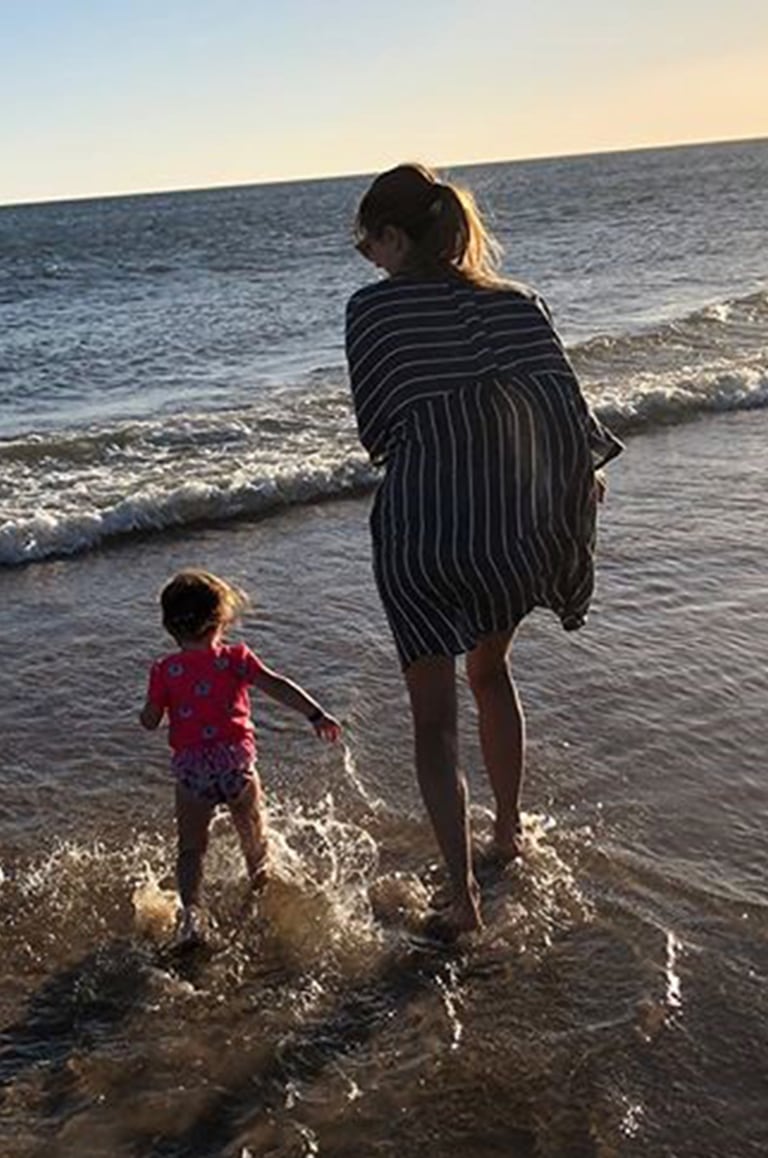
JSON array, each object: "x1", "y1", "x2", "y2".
[{"x1": 1, "y1": 289, "x2": 766, "y2": 566}]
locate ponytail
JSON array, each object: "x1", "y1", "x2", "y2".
[{"x1": 354, "y1": 163, "x2": 505, "y2": 287}]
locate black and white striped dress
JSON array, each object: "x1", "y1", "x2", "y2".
[{"x1": 345, "y1": 277, "x2": 623, "y2": 668}]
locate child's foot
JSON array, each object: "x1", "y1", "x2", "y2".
[
  {"x1": 247, "y1": 845, "x2": 270, "y2": 892},
  {"x1": 176, "y1": 905, "x2": 205, "y2": 947}
]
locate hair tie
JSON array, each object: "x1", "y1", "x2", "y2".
[{"x1": 428, "y1": 188, "x2": 445, "y2": 217}]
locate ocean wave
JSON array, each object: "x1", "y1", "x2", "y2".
[
  {"x1": 1, "y1": 304, "x2": 766, "y2": 565},
  {"x1": 570, "y1": 287, "x2": 768, "y2": 430},
  {"x1": 593, "y1": 364, "x2": 768, "y2": 433},
  {"x1": 0, "y1": 458, "x2": 377, "y2": 566},
  {"x1": 571, "y1": 288, "x2": 768, "y2": 366},
  {"x1": 3, "y1": 360, "x2": 765, "y2": 473}
]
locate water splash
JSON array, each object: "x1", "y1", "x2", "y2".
[
  {"x1": 340, "y1": 742, "x2": 387, "y2": 814},
  {"x1": 480, "y1": 813, "x2": 594, "y2": 962},
  {"x1": 635, "y1": 927, "x2": 685, "y2": 1042},
  {"x1": 2, "y1": 799, "x2": 389, "y2": 983},
  {"x1": 256, "y1": 794, "x2": 383, "y2": 974},
  {"x1": 131, "y1": 874, "x2": 178, "y2": 940},
  {"x1": 292, "y1": 1121, "x2": 320, "y2": 1156},
  {"x1": 435, "y1": 962, "x2": 465, "y2": 1051},
  {"x1": 665, "y1": 929, "x2": 683, "y2": 1011},
  {"x1": 368, "y1": 872, "x2": 432, "y2": 932}
]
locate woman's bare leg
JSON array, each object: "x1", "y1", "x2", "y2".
[
  {"x1": 228, "y1": 774, "x2": 269, "y2": 889},
  {"x1": 175, "y1": 784, "x2": 216, "y2": 908},
  {"x1": 404, "y1": 654, "x2": 481, "y2": 931},
  {"x1": 466, "y1": 628, "x2": 525, "y2": 857}
]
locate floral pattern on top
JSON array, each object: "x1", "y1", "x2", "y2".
[{"x1": 147, "y1": 641, "x2": 264, "y2": 757}]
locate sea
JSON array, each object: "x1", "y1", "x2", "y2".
[{"x1": 1, "y1": 138, "x2": 767, "y2": 1157}]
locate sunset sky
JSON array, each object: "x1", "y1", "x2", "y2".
[{"x1": 1, "y1": 0, "x2": 766, "y2": 205}]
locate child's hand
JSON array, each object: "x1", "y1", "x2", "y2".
[{"x1": 310, "y1": 711, "x2": 342, "y2": 743}]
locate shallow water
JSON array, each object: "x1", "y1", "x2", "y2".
[{"x1": 1, "y1": 409, "x2": 767, "y2": 1156}]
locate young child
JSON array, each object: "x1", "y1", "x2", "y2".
[{"x1": 139, "y1": 569, "x2": 341, "y2": 944}]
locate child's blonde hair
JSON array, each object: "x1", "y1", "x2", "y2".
[
  {"x1": 160, "y1": 570, "x2": 248, "y2": 642},
  {"x1": 354, "y1": 162, "x2": 505, "y2": 288}
]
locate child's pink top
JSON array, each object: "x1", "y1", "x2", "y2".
[{"x1": 146, "y1": 641, "x2": 264, "y2": 758}]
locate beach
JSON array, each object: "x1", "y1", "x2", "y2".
[
  {"x1": 1, "y1": 139, "x2": 767, "y2": 1155},
  {"x1": 1, "y1": 406, "x2": 767, "y2": 1156}
]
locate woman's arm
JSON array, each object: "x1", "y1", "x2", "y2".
[
  {"x1": 345, "y1": 291, "x2": 390, "y2": 465},
  {"x1": 535, "y1": 295, "x2": 624, "y2": 470}
]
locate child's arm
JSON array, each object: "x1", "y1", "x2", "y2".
[
  {"x1": 139, "y1": 701, "x2": 164, "y2": 730},
  {"x1": 141, "y1": 660, "x2": 168, "y2": 731},
  {"x1": 251, "y1": 665, "x2": 341, "y2": 742}
]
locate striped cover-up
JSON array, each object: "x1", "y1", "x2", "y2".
[{"x1": 345, "y1": 277, "x2": 623, "y2": 668}]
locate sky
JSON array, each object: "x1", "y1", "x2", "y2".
[{"x1": 0, "y1": 0, "x2": 766, "y2": 205}]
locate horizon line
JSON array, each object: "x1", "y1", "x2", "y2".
[{"x1": 2, "y1": 132, "x2": 766, "y2": 212}]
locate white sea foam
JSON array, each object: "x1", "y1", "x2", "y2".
[
  {"x1": 1, "y1": 287, "x2": 766, "y2": 566},
  {"x1": 596, "y1": 364, "x2": 768, "y2": 432},
  {"x1": 0, "y1": 456, "x2": 376, "y2": 565}
]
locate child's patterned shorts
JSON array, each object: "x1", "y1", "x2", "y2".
[{"x1": 171, "y1": 741, "x2": 258, "y2": 805}]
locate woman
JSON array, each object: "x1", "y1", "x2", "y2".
[{"x1": 345, "y1": 163, "x2": 622, "y2": 934}]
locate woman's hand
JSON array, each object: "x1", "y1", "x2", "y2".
[{"x1": 594, "y1": 470, "x2": 607, "y2": 504}]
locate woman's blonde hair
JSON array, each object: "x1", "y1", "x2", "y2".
[
  {"x1": 160, "y1": 570, "x2": 248, "y2": 642},
  {"x1": 354, "y1": 162, "x2": 505, "y2": 287}
]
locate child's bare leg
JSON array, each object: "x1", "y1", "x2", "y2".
[
  {"x1": 175, "y1": 783, "x2": 216, "y2": 908},
  {"x1": 228, "y1": 774, "x2": 269, "y2": 889},
  {"x1": 466, "y1": 628, "x2": 525, "y2": 858}
]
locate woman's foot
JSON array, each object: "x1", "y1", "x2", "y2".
[
  {"x1": 426, "y1": 880, "x2": 482, "y2": 940},
  {"x1": 489, "y1": 818, "x2": 524, "y2": 862},
  {"x1": 452, "y1": 887, "x2": 483, "y2": 932}
]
